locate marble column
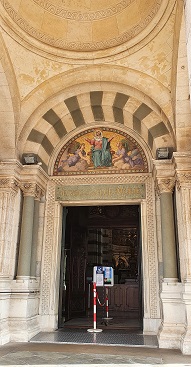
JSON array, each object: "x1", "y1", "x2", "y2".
[
  {"x1": 17, "y1": 183, "x2": 36, "y2": 278},
  {"x1": 157, "y1": 178, "x2": 178, "y2": 281},
  {"x1": 30, "y1": 196, "x2": 40, "y2": 278},
  {"x1": 154, "y1": 163, "x2": 185, "y2": 350}
]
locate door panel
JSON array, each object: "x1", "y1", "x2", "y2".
[{"x1": 69, "y1": 226, "x2": 87, "y2": 317}]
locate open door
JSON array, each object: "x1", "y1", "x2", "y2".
[
  {"x1": 59, "y1": 207, "x2": 88, "y2": 324},
  {"x1": 69, "y1": 225, "x2": 87, "y2": 317},
  {"x1": 59, "y1": 205, "x2": 143, "y2": 330}
]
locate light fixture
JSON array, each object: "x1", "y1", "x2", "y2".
[
  {"x1": 22, "y1": 153, "x2": 38, "y2": 165},
  {"x1": 156, "y1": 147, "x2": 169, "y2": 160}
]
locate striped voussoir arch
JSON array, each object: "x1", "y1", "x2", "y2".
[{"x1": 24, "y1": 91, "x2": 174, "y2": 172}]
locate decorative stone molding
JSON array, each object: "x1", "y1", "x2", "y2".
[
  {"x1": 51, "y1": 173, "x2": 149, "y2": 186},
  {"x1": 40, "y1": 174, "x2": 160, "y2": 325},
  {"x1": 40, "y1": 180, "x2": 56, "y2": 315},
  {"x1": 33, "y1": 0, "x2": 134, "y2": 21},
  {"x1": 146, "y1": 177, "x2": 159, "y2": 318},
  {"x1": 0, "y1": 178, "x2": 19, "y2": 193},
  {"x1": 176, "y1": 172, "x2": 191, "y2": 190},
  {"x1": 1, "y1": 0, "x2": 162, "y2": 51}
]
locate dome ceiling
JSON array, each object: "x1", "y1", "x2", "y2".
[{"x1": 2, "y1": 0, "x2": 165, "y2": 53}]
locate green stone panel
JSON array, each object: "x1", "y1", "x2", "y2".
[
  {"x1": 149, "y1": 122, "x2": 169, "y2": 138},
  {"x1": 41, "y1": 136, "x2": 54, "y2": 155},
  {"x1": 113, "y1": 93, "x2": 129, "y2": 108},
  {"x1": 71, "y1": 109, "x2": 85, "y2": 126},
  {"x1": 55, "y1": 183, "x2": 146, "y2": 201},
  {"x1": 53, "y1": 120, "x2": 67, "y2": 138},
  {"x1": 28, "y1": 129, "x2": 44, "y2": 144},
  {"x1": 148, "y1": 130, "x2": 153, "y2": 149},
  {"x1": 133, "y1": 116, "x2": 141, "y2": 133},
  {"x1": 91, "y1": 105, "x2": 105, "y2": 121},
  {"x1": 43, "y1": 109, "x2": 67, "y2": 138},
  {"x1": 64, "y1": 96, "x2": 85, "y2": 126},
  {"x1": 90, "y1": 91, "x2": 103, "y2": 105},
  {"x1": 134, "y1": 103, "x2": 152, "y2": 120},
  {"x1": 90, "y1": 92, "x2": 104, "y2": 120},
  {"x1": 113, "y1": 107, "x2": 124, "y2": 124}
]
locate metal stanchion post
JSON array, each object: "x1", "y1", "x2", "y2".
[
  {"x1": 102, "y1": 287, "x2": 113, "y2": 325},
  {"x1": 87, "y1": 282, "x2": 102, "y2": 333}
]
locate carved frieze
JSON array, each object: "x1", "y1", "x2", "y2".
[
  {"x1": 176, "y1": 172, "x2": 191, "y2": 190},
  {"x1": 0, "y1": 178, "x2": 19, "y2": 193}
]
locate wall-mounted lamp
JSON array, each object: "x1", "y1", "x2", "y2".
[
  {"x1": 22, "y1": 153, "x2": 38, "y2": 165},
  {"x1": 156, "y1": 147, "x2": 169, "y2": 160}
]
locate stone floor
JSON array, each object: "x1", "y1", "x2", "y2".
[{"x1": 0, "y1": 328, "x2": 191, "y2": 366}]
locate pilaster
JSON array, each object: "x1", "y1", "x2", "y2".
[
  {"x1": 153, "y1": 159, "x2": 185, "y2": 349},
  {"x1": 0, "y1": 177, "x2": 20, "y2": 278},
  {"x1": 173, "y1": 153, "x2": 191, "y2": 354}
]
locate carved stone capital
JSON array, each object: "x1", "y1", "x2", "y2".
[
  {"x1": 20, "y1": 182, "x2": 43, "y2": 198},
  {"x1": 176, "y1": 172, "x2": 191, "y2": 190},
  {"x1": 156, "y1": 178, "x2": 175, "y2": 194},
  {"x1": 0, "y1": 178, "x2": 20, "y2": 193},
  {"x1": 35, "y1": 185, "x2": 44, "y2": 200}
]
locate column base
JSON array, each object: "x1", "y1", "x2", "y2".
[
  {"x1": 181, "y1": 282, "x2": 191, "y2": 355},
  {"x1": 9, "y1": 283, "x2": 40, "y2": 342},
  {"x1": 0, "y1": 319, "x2": 10, "y2": 345},
  {"x1": 143, "y1": 318, "x2": 161, "y2": 334},
  {"x1": 181, "y1": 329, "x2": 191, "y2": 355},
  {"x1": 40, "y1": 314, "x2": 58, "y2": 331},
  {"x1": 158, "y1": 281, "x2": 185, "y2": 350},
  {"x1": 158, "y1": 324, "x2": 185, "y2": 349},
  {"x1": 9, "y1": 316, "x2": 40, "y2": 342}
]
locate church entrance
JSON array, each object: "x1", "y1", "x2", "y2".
[{"x1": 58, "y1": 204, "x2": 143, "y2": 330}]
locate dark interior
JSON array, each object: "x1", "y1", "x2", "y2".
[{"x1": 58, "y1": 205, "x2": 142, "y2": 329}]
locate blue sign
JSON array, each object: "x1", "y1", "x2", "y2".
[{"x1": 93, "y1": 266, "x2": 114, "y2": 287}]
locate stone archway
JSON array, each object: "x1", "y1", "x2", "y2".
[{"x1": 39, "y1": 123, "x2": 161, "y2": 334}]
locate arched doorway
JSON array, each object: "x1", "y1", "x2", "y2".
[
  {"x1": 39, "y1": 125, "x2": 161, "y2": 336},
  {"x1": 58, "y1": 204, "x2": 143, "y2": 331}
]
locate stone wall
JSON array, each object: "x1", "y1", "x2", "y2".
[{"x1": 185, "y1": 0, "x2": 191, "y2": 108}]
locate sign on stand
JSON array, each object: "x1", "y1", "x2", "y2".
[
  {"x1": 93, "y1": 266, "x2": 114, "y2": 287},
  {"x1": 87, "y1": 266, "x2": 114, "y2": 333}
]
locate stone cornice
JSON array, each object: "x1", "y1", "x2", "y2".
[
  {"x1": 0, "y1": 160, "x2": 22, "y2": 181},
  {"x1": 173, "y1": 152, "x2": 191, "y2": 171},
  {"x1": 153, "y1": 159, "x2": 175, "y2": 176},
  {"x1": 20, "y1": 165, "x2": 49, "y2": 192},
  {"x1": 173, "y1": 153, "x2": 191, "y2": 189}
]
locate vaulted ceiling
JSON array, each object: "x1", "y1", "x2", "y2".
[{"x1": 0, "y1": 0, "x2": 182, "y2": 169}]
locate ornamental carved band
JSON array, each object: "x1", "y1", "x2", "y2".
[
  {"x1": 156, "y1": 178, "x2": 175, "y2": 194},
  {"x1": 0, "y1": 178, "x2": 19, "y2": 192},
  {"x1": 176, "y1": 172, "x2": 191, "y2": 190}
]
